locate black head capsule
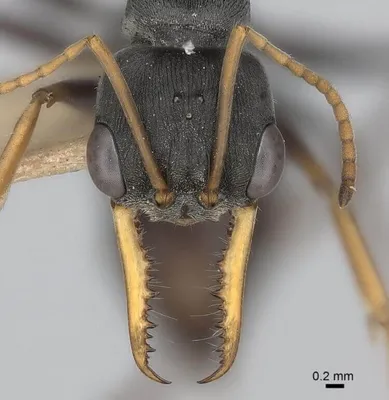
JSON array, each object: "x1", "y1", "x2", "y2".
[{"x1": 96, "y1": 45, "x2": 276, "y2": 222}]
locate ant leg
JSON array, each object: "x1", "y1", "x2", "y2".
[
  {"x1": 0, "y1": 35, "x2": 171, "y2": 204},
  {"x1": 282, "y1": 126, "x2": 389, "y2": 342},
  {"x1": 0, "y1": 187, "x2": 9, "y2": 210},
  {"x1": 0, "y1": 80, "x2": 95, "y2": 206}
]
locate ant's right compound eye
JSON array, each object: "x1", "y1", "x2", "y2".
[
  {"x1": 87, "y1": 124, "x2": 126, "y2": 199},
  {"x1": 246, "y1": 124, "x2": 285, "y2": 200}
]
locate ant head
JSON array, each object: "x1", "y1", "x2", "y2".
[
  {"x1": 88, "y1": 47, "x2": 285, "y2": 225},
  {"x1": 122, "y1": 0, "x2": 250, "y2": 48}
]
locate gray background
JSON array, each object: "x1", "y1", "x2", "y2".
[{"x1": 1, "y1": 0, "x2": 389, "y2": 399}]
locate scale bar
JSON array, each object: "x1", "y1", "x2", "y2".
[{"x1": 325, "y1": 383, "x2": 345, "y2": 389}]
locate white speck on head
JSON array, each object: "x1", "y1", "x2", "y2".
[{"x1": 183, "y1": 40, "x2": 195, "y2": 55}]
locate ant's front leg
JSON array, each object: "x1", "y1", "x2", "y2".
[
  {"x1": 281, "y1": 123, "x2": 389, "y2": 345},
  {"x1": 0, "y1": 80, "x2": 96, "y2": 208}
]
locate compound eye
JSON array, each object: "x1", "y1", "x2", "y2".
[
  {"x1": 247, "y1": 124, "x2": 285, "y2": 200},
  {"x1": 87, "y1": 124, "x2": 126, "y2": 199}
]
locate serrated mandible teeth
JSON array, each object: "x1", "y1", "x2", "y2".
[
  {"x1": 112, "y1": 203, "x2": 171, "y2": 384},
  {"x1": 198, "y1": 205, "x2": 258, "y2": 384}
]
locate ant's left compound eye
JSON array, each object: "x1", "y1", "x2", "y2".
[
  {"x1": 247, "y1": 124, "x2": 285, "y2": 200},
  {"x1": 87, "y1": 124, "x2": 126, "y2": 199}
]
